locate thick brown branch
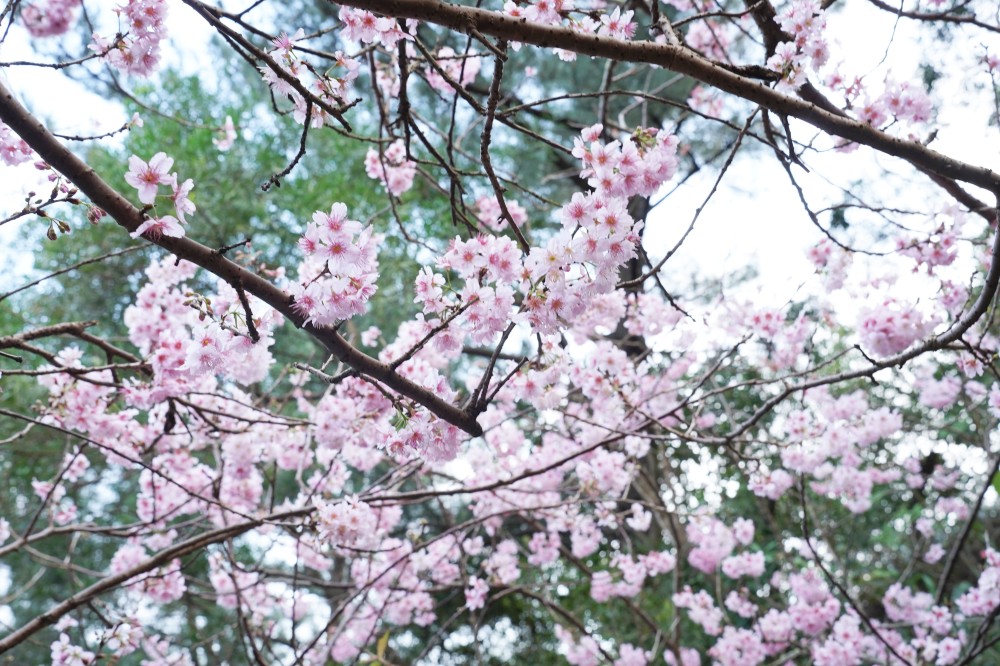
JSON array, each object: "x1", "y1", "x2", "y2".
[
  {"x1": 331, "y1": 0, "x2": 1000, "y2": 194},
  {"x1": 0, "y1": 80, "x2": 483, "y2": 437}
]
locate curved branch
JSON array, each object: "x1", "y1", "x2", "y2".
[
  {"x1": 866, "y1": 0, "x2": 1000, "y2": 34},
  {"x1": 0, "y1": 80, "x2": 483, "y2": 437},
  {"x1": 0, "y1": 519, "x2": 262, "y2": 653},
  {"x1": 331, "y1": 0, "x2": 1000, "y2": 194}
]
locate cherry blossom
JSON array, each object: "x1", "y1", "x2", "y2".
[
  {"x1": 289, "y1": 203, "x2": 380, "y2": 325},
  {"x1": 365, "y1": 139, "x2": 417, "y2": 196},
  {"x1": 130, "y1": 215, "x2": 184, "y2": 240},
  {"x1": 0, "y1": 121, "x2": 33, "y2": 165},
  {"x1": 49, "y1": 633, "x2": 94, "y2": 666},
  {"x1": 125, "y1": 152, "x2": 174, "y2": 204},
  {"x1": 89, "y1": 0, "x2": 168, "y2": 76}
]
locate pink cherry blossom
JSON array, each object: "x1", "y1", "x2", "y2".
[
  {"x1": 20, "y1": 0, "x2": 81, "y2": 37},
  {"x1": 125, "y1": 152, "x2": 174, "y2": 204},
  {"x1": 464, "y1": 577, "x2": 489, "y2": 610},
  {"x1": 0, "y1": 121, "x2": 33, "y2": 165},
  {"x1": 365, "y1": 139, "x2": 416, "y2": 196},
  {"x1": 10, "y1": 1, "x2": 1000, "y2": 663},
  {"x1": 89, "y1": 0, "x2": 168, "y2": 76},
  {"x1": 50, "y1": 633, "x2": 95, "y2": 666},
  {"x1": 130, "y1": 215, "x2": 184, "y2": 240},
  {"x1": 169, "y1": 178, "x2": 196, "y2": 223}
]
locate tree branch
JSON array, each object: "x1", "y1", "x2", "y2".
[
  {"x1": 331, "y1": 0, "x2": 1000, "y2": 194},
  {"x1": 0, "y1": 79, "x2": 483, "y2": 437}
]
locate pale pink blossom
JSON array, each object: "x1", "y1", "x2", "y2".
[
  {"x1": 50, "y1": 632, "x2": 94, "y2": 665},
  {"x1": 365, "y1": 140, "x2": 416, "y2": 196},
  {"x1": 465, "y1": 577, "x2": 489, "y2": 610},
  {"x1": 170, "y1": 178, "x2": 196, "y2": 223},
  {"x1": 125, "y1": 152, "x2": 174, "y2": 204},
  {"x1": 0, "y1": 122, "x2": 33, "y2": 166},
  {"x1": 130, "y1": 215, "x2": 184, "y2": 240}
]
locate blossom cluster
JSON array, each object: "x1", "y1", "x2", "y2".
[
  {"x1": 90, "y1": 0, "x2": 168, "y2": 77},
  {"x1": 766, "y1": 0, "x2": 829, "y2": 90},
  {"x1": 109, "y1": 541, "x2": 186, "y2": 604},
  {"x1": 806, "y1": 238, "x2": 852, "y2": 290},
  {"x1": 338, "y1": 7, "x2": 413, "y2": 47},
  {"x1": 19, "y1": 0, "x2": 80, "y2": 37},
  {"x1": 686, "y1": 517, "x2": 761, "y2": 575},
  {"x1": 365, "y1": 139, "x2": 417, "y2": 196},
  {"x1": 315, "y1": 496, "x2": 379, "y2": 549},
  {"x1": 515, "y1": 124, "x2": 678, "y2": 334},
  {"x1": 897, "y1": 217, "x2": 960, "y2": 272},
  {"x1": 289, "y1": 202, "x2": 380, "y2": 325},
  {"x1": 502, "y1": 0, "x2": 636, "y2": 58},
  {"x1": 557, "y1": 624, "x2": 652, "y2": 666},
  {"x1": 475, "y1": 193, "x2": 529, "y2": 233},
  {"x1": 774, "y1": 389, "x2": 905, "y2": 513},
  {"x1": 35, "y1": 346, "x2": 145, "y2": 474},
  {"x1": 50, "y1": 633, "x2": 94, "y2": 666},
  {"x1": 123, "y1": 256, "x2": 279, "y2": 392},
  {"x1": 432, "y1": 233, "x2": 521, "y2": 344},
  {"x1": 0, "y1": 121, "x2": 33, "y2": 166},
  {"x1": 382, "y1": 408, "x2": 466, "y2": 462},
  {"x1": 425, "y1": 46, "x2": 482, "y2": 92},
  {"x1": 857, "y1": 297, "x2": 937, "y2": 357},
  {"x1": 856, "y1": 79, "x2": 933, "y2": 128},
  {"x1": 27, "y1": 259, "x2": 281, "y2": 540},
  {"x1": 765, "y1": 0, "x2": 931, "y2": 128},
  {"x1": 572, "y1": 124, "x2": 680, "y2": 199},
  {"x1": 591, "y1": 549, "x2": 677, "y2": 604}
]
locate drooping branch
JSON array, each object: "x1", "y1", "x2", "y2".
[
  {"x1": 0, "y1": 79, "x2": 484, "y2": 437},
  {"x1": 330, "y1": 0, "x2": 1000, "y2": 194},
  {"x1": 744, "y1": 0, "x2": 995, "y2": 221}
]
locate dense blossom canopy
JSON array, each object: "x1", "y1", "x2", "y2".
[{"x1": 1, "y1": 0, "x2": 1000, "y2": 663}]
